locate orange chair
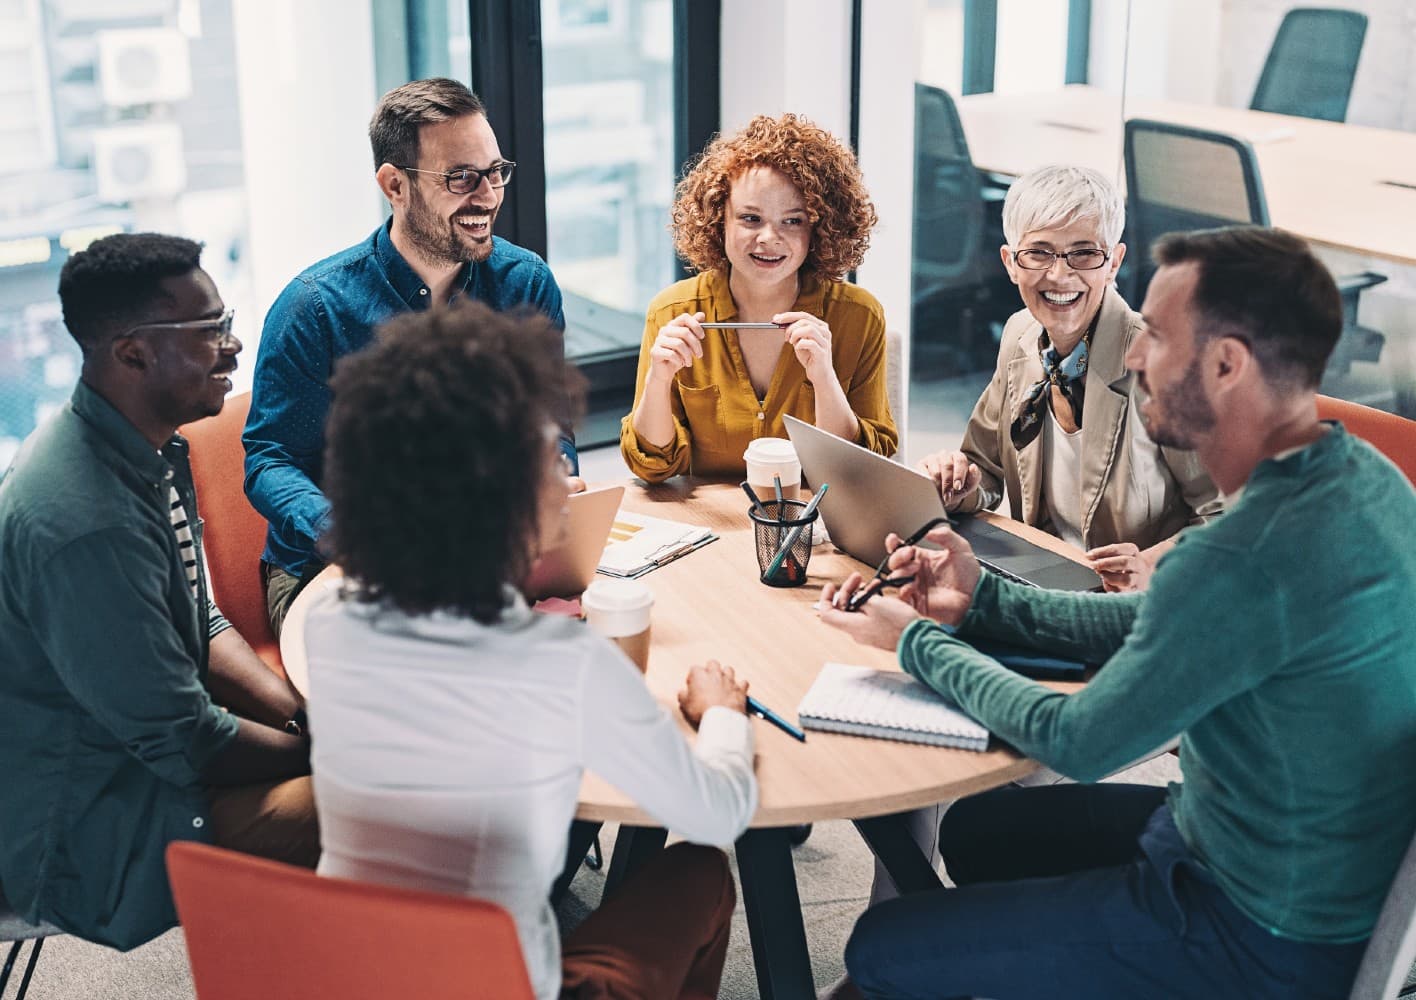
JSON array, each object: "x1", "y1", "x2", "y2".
[
  {"x1": 180, "y1": 392, "x2": 284, "y2": 676},
  {"x1": 167, "y1": 842, "x2": 536, "y2": 1000},
  {"x1": 1316, "y1": 395, "x2": 1416, "y2": 486}
]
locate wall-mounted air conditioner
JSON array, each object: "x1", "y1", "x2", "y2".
[
  {"x1": 97, "y1": 28, "x2": 192, "y2": 106},
  {"x1": 92, "y1": 122, "x2": 186, "y2": 202}
]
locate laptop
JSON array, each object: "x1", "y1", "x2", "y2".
[
  {"x1": 783, "y1": 416, "x2": 1102, "y2": 592},
  {"x1": 524, "y1": 485, "x2": 626, "y2": 599}
]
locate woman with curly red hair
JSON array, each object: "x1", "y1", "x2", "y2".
[{"x1": 620, "y1": 113, "x2": 898, "y2": 482}]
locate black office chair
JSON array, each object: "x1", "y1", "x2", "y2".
[
  {"x1": 1123, "y1": 118, "x2": 1386, "y2": 377},
  {"x1": 910, "y1": 83, "x2": 1012, "y2": 375},
  {"x1": 1251, "y1": 8, "x2": 1368, "y2": 123}
]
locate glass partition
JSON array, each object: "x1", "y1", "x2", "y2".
[
  {"x1": 540, "y1": 0, "x2": 678, "y2": 444},
  {"x1": 1119, "y1": 2, "x2": 1416, "y2": 416}
]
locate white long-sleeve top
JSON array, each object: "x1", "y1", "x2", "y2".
[{"x1": 303, "y1": 587, "x2": 758, "y2": 1000}]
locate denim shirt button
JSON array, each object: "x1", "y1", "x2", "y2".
[
  {"x1": 419, "y1": 288, "x2": 428, "y2": 296},
  {"x1": 163, "y1": 469, "x2": 174, "y2": 481},
  {"x1": 192, "y1": 816, "x2": 204, "y2": 829}
]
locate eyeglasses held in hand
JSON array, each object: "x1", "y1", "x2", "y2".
[
  {"x1": 1011, "y1": 247, "x2": 1110, "y2": 271},
  {"x1": 397, "y1": 161, "x2": 516, "y2": 194},
  {"x1": 120, "y1": 309, "x2": 237, "y2": 345},
  {"x1": 844, "y1": 515, "x2": 954, "y2": 613}
]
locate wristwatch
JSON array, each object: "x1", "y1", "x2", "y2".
[{"x1": 284, "y1": 706, "x2": 308, "y2": 737}]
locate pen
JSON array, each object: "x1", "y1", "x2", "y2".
[
  {"x1": 746, "y1": 695, "x2": 807, "y2": 742},
  {"x1": 740, "y1": 480, "x2": 772, "y2": 519},
  {"x1": 699, "y1": 322, "x2": 784, "y2": 330},
  {"x1": 773, "y1": 475, "x2": 785, "y2": 522},
  {"x1": 763, "y1": 482, "x2": 829, "y2": 581}
]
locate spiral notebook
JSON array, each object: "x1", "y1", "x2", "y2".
[{"x1": 796, "y1": 663, "x2": 990, "y2": 751}]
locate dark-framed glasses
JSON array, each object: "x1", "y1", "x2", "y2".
[
  {"x1": 121, "y1": 308, "x2": 237, "y2": 344},
  {"x1": 1012, "y1": 247, "x2": 1110, "y2": 271},
  {"x1": 398, "y1": 161, "x2": 516, "y2": 194}
]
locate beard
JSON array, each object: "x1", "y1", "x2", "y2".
[
  {"x1": 1141, "y1": 359, "x2": 1216, "y2": 450},
  {"x1": 403, "y1": 182, "x2": 496, "y2": 267}
]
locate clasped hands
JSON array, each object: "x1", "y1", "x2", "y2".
[
  {"x1": 648, "y1": 311, "x2": 841, "y2": 388},
  {"x1": 817, "y1": 524, "x2": 981, "y2": 651}
]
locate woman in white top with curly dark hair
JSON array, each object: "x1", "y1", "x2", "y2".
[{"x1": 304, "y1": 302, "x2": 759, "y2": 1000}]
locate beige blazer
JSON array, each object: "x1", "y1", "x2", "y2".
[{"x1": 955, "y1": 287, "x2": 1222, "y2": 550}]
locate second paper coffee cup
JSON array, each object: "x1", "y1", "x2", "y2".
[
  {"x1": 582, "y1": 578, "x2": 654, "y2": 673},
  {"x1": 743, "y1": 437, "x2": 802, "y2": 500}
]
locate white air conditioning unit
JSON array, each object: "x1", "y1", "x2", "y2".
[
  {"x1": 92, "y1": 122, "x2": 186, "y2": 202},
  {"x1": 97, "y1": 28, "x2": 192, "y2": 107}
]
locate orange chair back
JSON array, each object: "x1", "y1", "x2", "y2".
[
  {"x1": 1316, "y1": 395, "x2": 1416, "y2": 486},
  {"x1": 180, "y1": 392, "x2": 282, "y2": 675},
  {"x1": 167, "y1": 842, "x2": 536, "y2": 1000}
]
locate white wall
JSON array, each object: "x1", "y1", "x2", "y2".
[
  {"x1": 719, "y1": 0, "x2": 853, "y2": 137},
  {"x1": 231, "y1": 0, "x2": 384, "y2": 360}
]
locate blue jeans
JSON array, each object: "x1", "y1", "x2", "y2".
[{"x1": 845, "y1": 784, "x2": 1367, "y2": 999}]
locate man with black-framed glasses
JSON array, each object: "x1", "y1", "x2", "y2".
[
  {"x1": 243, "y1": 77, "x2": 579, "y2": 636},
  {"x1": 0, "y1": 233, "x2": 319, "y2": 950}
]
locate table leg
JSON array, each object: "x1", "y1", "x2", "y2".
[
  {"x1": 552, "y1": 819, "x2": 603, "y2": 905},
  {"x1": 853, "y1": 812, "x2": 946, "y2": 895},
  {"x1": 735, "y1": 826, "x2": 815, "y2": 1000},
  {"x1": 601, "y1": 825, "x2": 668, "y2": 904}
]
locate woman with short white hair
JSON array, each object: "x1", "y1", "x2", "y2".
[{"x1": 918, "y1": 163, "x2": 1221, "y2": 592}]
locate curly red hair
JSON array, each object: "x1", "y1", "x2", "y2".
[{"x1": 671, "y1": 113, "x2": 877, "y2": 281}]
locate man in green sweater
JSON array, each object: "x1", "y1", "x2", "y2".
[{"x1": 820, "y1": 226, "x2": 1416, "y2": 1000}]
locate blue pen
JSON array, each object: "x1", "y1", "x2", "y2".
[{"x1": 747, "y1": 695, "x2": 807, "y2": 742}]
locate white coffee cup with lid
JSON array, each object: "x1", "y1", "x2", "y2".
[
  {"x1": 582, "y1": 578, "x2": 654, "y2": 673},
  {"x1": 743, "y1": 437, "x2": 802, "y2": 500}
]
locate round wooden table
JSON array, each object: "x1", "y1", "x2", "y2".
[{"x1": 280, "y1": 478, "x2": 1084, "y2": 999}]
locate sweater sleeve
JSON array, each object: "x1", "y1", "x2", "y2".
[{"x1": 898, "y1": 538, "x2": 1288, "y2": 782}]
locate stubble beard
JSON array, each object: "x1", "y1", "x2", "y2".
[
  {"x1": 404, "y1": 183, "x2": 495, "y2": 267},
  {"x1": 1143, "y1": 359, "x2": 1216, "y2": 450}
]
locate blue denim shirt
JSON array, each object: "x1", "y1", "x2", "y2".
[{"x1": 243, "y1": 220, "x2": 574, "y2": 575}]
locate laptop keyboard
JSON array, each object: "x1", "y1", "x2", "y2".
[{"x1": 978, "y1": 558, "x2": 1037, "y2": 588}]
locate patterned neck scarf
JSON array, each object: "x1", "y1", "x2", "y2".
[{"x1": 1010, "y1": 318, "x2": 1098, "y2": 450}]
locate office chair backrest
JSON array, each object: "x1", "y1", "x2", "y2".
[
  {"x1": 180, "y1": 392, "x2": 283, "y2": 675},
  {"x1": 1315, "y1": 395, "x2": 1416, "y2": 486},
  {"x1": 913, "y1": 83, "x2": 987, "y2": 291},
  {"x1": 1123, "y1": 118, "x2": 1269, "y2": 302},
  {"x1": 1348, "y1": 824, "x2": 1416, "y2": 999},
  {"x1": 1252, "y1": 8, "x2": 1367, "y2": 123},
  {"x1": 167, "y1": 842, "x2": 536, "y2": 1000}
]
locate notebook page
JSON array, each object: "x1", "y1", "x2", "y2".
[{"x1": 799, "y1": 663, "x2": 989, "y2": 740}]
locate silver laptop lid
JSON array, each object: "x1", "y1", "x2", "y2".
[
  {"x1": 784, "y1": 415, "x2": 1102, "y2": 591},
  {"x1": 524, "y1": 484, "x2": 625, "y2": 599},
  {"x1": 784, "y1": 415, "x2": 945, "y2": 566}
]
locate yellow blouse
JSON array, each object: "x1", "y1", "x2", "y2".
[{"x1": 619, "y1": 269, "x2": 897, "y2": 482}]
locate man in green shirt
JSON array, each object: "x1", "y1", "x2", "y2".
[
  {"x1": 0, "y1": 234, "x2": 318, "y2": 950},
  {"x1": 821, "y1": 227, "x2": 1416, "y2": 999}
]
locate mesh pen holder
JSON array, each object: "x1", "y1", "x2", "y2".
[{"x1": 749, "y1": 500, "x2": 819, "y2": 588}]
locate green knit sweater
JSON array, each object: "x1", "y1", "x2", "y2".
[{"x1": 899, "y1": 425, "x2": 1416, "y2": 943}]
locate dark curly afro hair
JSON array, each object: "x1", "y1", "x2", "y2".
[
  {"x1": 670, "y1": 112, "x2": 878, "y2": 281},
  {"x1": 323, "y1": 301, "x2": 584, "y2": 623}
]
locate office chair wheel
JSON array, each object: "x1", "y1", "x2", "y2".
[{"x1": 788, "y1": 823, "x2": 813, "y2": 847}]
